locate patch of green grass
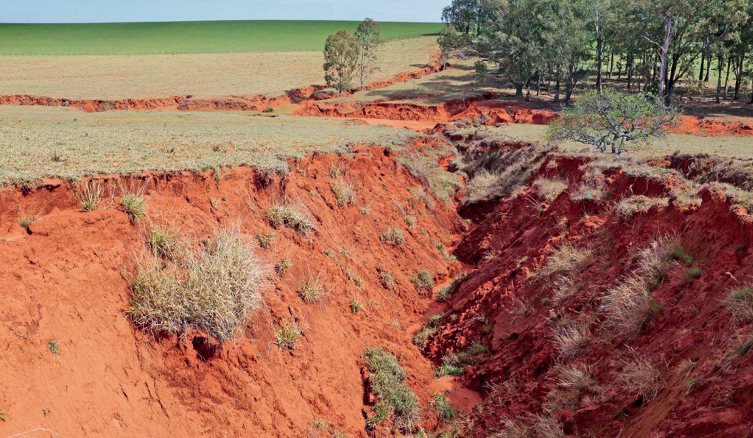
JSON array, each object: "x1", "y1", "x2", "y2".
[
  {"x1": 120, "y1": 185, "x2": 147, "y2": 223},
  {"x1": 432, "y1": 393, "x2": 457, "y2": 420},
  {"x1": 364, "y1": 348, "x2": 422, "y2": 432},
  {"x1": 435, "y1": 274, "x2": 467, "y2": 302},
  {"x1": 148, "y1": 226, "x2": 182, "y2": 260},
  {"x1": 684, "y1": 266, "x2": 703, "y2": 283},
  {"x1": 410, "y1": 270, "x2": 434, "y2": 292},
  {"x1": 74, "y1": 180, "x2": 104, "y2": 212},
  {"x1": 670, "y1": 246, "x2": 694, "y2": 264},
  {"x1": 413, "y1": 314, "x2": 443, "y2": 348},
  {"x1": 18, "y1": 215, "x2": 38, "y2": 229},
  {"x1": 350, "y1": 298, "x2": 364, "y2": 313},
  {"x1": 47, "y1": 340, "x2": 60, "y2": 355},
  {"x1": 298, "y1": 280, "x2": 325, "y2": 303},
  {"x1": 274, "y1": 320, "x2": 302, "y2": 351},
  {"x1": 436, "y1": 344, "x2": 488, "y2": 377}
]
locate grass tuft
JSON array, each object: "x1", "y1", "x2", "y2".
[
  {"x1": 129, "y1": 227, "x2": 266, "y2": 343},
  {"x1": 364, "y1": 348, "x2": 422, "y2": 432},
  {"x1": 255, "y1": 231, "x2": 275, "y2": 249},
  {"x1": 331, "y1": 179, "x2": 356, "y2": 206},
  {"x1": 274, "y1": 320, "x2": 302, "y2": 351},
  {"x1": 410, "y1": 270, "x2": 434, "y2": 292},
  {"x1": 120, "y1": 183, "x2": 147, "y2": 223},
  {"x1": 726, "y1": 286, "x2": 753, "y2": 323},
  {"x1": 148, "y1": 226, "x2": 182, "y2": 260},
  {"x1": 533, "y1": 178, "x2": 568, "y2": 202},
  {"x1": 267, "y1": 202, "x2": 315, "y2": 235},
  {"x1": 380, "y1": 271, "x2": 396, "y2": 289},
  {"x1": 274, "y1": 256, "x2": 293, "y2": 276},
  {"x1": 619, "y1": 354, "x2": 664, "y2": 402},
  {"x1": 380, "y1": 226, "x2": 405, "y2": 246},
  {"x1": 74, "y1": 180, "x2": 104, "y2": 212}
]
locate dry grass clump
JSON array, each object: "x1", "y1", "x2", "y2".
[
  {"x1": 462, "y1": 144, "x2": 551, "y2": 204},
  {"x1": 533, "y1": 178, "x2": 569, "y2": 202},
  {"x1": 407, "y1": 186, "x2": 436, "y2": 209},
  {"x1": 570, "y1": 183, "x2": 606, "y2": 202},
  {"x1": 615, "y1": 195, "x2": 669, "y2": 220},
  {"x1": 619, "y1": 354, "x2": 664, "y2": 401},
  {"x1": 74, "y1": 180, "x2": 105, "y2": 212},
  {"x1": 402, "y1": 214, "x2": 417, "y2": 229},
  {"x1": 380, "y1": 271, "x2": 396, "y2": 289},
  {"x1": 266, "y1": 202, "x2": 315, "y2": 235},
  {"x1": 545, "y1": 364, "x2": 598, "y2": 414},
  {"x1": 331, "y1": 179, "x2": 356, "y2": 206},
  {"x1": 380, "y1": 226, "x2": 405, "y2": 246},
  {"x1": 255, "y1": 231, "x2": 275, "y2": 249},
  {"x1": 297, "y1": 278, "x2": 325, "y2": 303},
  {"x1": 274, "y1": 255, "x2": 293, "y2": 276},
  {"x1": 129, "y1": 228, "x2": 266, "y2": 343},
  {"x1": 364, "y1": 348, "x2": 422, "y2": 432},
  {"x1": 539, "y1": 244, "x2": 593, "y2": 279},
  {"x1": 553, "y1": 323, "x2": 592, "y2": 361},
  {"x1": 726, "y1": 286, "x2": 753, "y2": 323}
]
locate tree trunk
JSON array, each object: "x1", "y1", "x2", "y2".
[
  {"x1": 699, "y1": 52, "x2": 705, "y2": 81},
  {"x1": 554, "y1": 77, "x2": 560, "y2": 103},
  {"x1": 705, "y1": 51, "x2": 712, "y2": 82},
  {"x1": 537, "y1": 72, "x2": 542, "y2": 96},
  {"x1": 609, "y1": 50, "x2": 614, "y2": 79},
  {"x1": 525, "y1": 79, "x2": 531, "y2": 102},
  {"x1": 514, "y1": 84, "x2": 524, "y2": 98},
  {"x1": 627, "y1": 52, "x2": 634, "y2": 89},
  {"x1": 716, "y1": 54, "x2": 723, "y2": 104},
  {"x1": 734, "y1": 54, "x2": 744, "y2": 100},
  {"x1": 596, "y1": 35, "x2": 604, "y2": 93},
  {"x1": 724, "y1": 54, "x2": 731, "y2": 100},
  {"x1": 657, "y1": 12, "x2": 672, "y2": 101}
]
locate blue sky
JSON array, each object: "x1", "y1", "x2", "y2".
[{"x1": 1, "y1": 0, "x2": 446, "y2": 23}]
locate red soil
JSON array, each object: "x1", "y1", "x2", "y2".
[
  {"x1": 0, "y1": 144, "x2": 467, "y2": 437},
  {"x1": 423, "y1": 151, "x2": 753, "y2": 437}
]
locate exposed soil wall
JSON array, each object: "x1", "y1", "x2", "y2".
[{"x1": 0, "y1": 145, "x2": 465, "y2": 437}]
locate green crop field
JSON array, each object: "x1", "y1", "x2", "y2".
[{"x1": 0, "y1": 20, "x2": 443, "y2": 55}]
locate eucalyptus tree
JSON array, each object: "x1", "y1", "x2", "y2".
[
  {"x1": 323, "y1": 30, "x2": 359, "y2": 96},
  {"x1": 354, "y1": 18, "x2": 383, "y2": 90}
]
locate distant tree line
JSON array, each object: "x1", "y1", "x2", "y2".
[
  {"x1": 439, "y1": 0, "x2": 753, "y2": 105},
  {"x1": 323, "y1": 19, "x2": 383, "y2": 96}
]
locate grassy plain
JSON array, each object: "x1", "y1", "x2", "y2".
[
  {"x1": 0, "y1": 106, "x2": 419, "y2": 183},
  {"x1": 0, "y1": 36, "x2": 438, "y2": 99},
  {"x1": 0, "y1": 20, "x2": 443, "y2": 55},
  {"x1": 475, "y1": 124, "x2": 753, "y2": 159}
]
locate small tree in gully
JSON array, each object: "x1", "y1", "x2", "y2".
[
  {"x1": 323, "y1": 30, "x2": 359, "y2": 96},
  {"x1": 549, "y1": 91, "x2": 679, "y2": 155},
  {"x1": 354, "y1": 18, "x2": 383, "y2": 90}
]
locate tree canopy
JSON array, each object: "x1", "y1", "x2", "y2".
[{"x1": 323, "y1": 30, "x2": 359, "y2": 96}]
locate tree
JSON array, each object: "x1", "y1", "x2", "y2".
[
  {"x1": 634, "y1": 0, "x2": 750, "y2": 104},
  {"x1": 542, "y1": 0, "x2": 591, "y2": 105},
  {"x1": 549, "y1": 91, "x2": 679, "y2": 154},
  {"x1": 354, "y1": 18, "x2": 383, "y2": 90},
  {"x1": 323, "y1": 30, "x2": 359, "y2": 96},
  {"x1": 437, "y1": 25, "x2": 469, "y2": 70}
]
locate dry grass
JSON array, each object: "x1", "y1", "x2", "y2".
[
  {"x1": 619, "y1": 355, "x2": 664, "y2": 401},
  {"x1": 726, "y1": 286, "x2": 753, "y2": 323},
  {"x1": 539, "y1": 244, "x2": 593, "y2": 279},
  {"x1": 615, "y1": 195, "x2": 669, "y2": 219},
  {"x1": 380, "y1": 226, "x2": 406, "y2": 246},
  {"x1": 0, "y1": 36, "x2": 438, "y2": 99},
  {"x1": 600, "y1": 274, "x2": 658, "y2": 339},
  {"x1": 330, "y1": 179, "x2": 356, "y2": 206},
  {"x1": 553, "y1": 324, "x2": 592, "y2": 361},
  {"x1": 129, "y1": 227, "x2": 266, "y2": 343},
  {"x1": 267, "y1": 202, "x2": 316, "y2": 235},
  {"x1": 533, "y1": 178, "x2": 569, "y2": 202},
  {"x1": 0, "y1": 107, "x2": 418, "y2": 184},
  {"x1": 74, "y1": 180, "x2": 105, "y2": 211}
]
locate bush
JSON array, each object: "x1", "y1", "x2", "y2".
[
  {"x1": 410, "y1": 270, "x2": 434, "y2": 292},
  {"x1": 331, "y1": 179, "x2": 356, "y2": 205},
  {"x1": 364, "y1": 348, "x2": 422, "y2": 432},
  {"x1": 380, "y1": 226, "x2": 406, "y2": 246},
  {"x1": 403, "y1": 215, "x2": 417, "y2": 230},
  {"x1": 298, "y1": 279, "x2": 325, "y2": 303},
  {"x1": 274, "y1": 256, "x2": 293, "y2": 276},
  {"x1": 128, "y1": 228, "x2": 265, "y2": 344},
  {"x1": 727, "y1": 286, "x2": 753, "y2": 322},
  {"x1": 435, "y1": 274, "x2": 467, "y2": 302},
  {"x1": 267, "y1": 202, "x2": 315, "y2": 235},
  {"x1": 255, "y1": 231, "x2": 275, "y2": 249},
  {"x1": 553, "y1": 324, "x2": 592, "y2": 361}
]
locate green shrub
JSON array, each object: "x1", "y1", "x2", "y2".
[
  {"x1": 410, "y1": 270, "x2": 434, "y2": 292},
  {"x1": 298, "y1": 280, "x2": 325, "y2": 303},
  {"x1": 364, "y1": 348, "x2": 422, "y2": 432},
  {"x1": 380, "y1": 226, "x2": 406, "y2": 246},
  {"x1": 350, "y1": 298, "x2": 364, "y2": 313},
  {"x1": 48, "y1": 340, "x2": 60, "y2": 355},
  {"x1": 129, "y1": 228, "x2": 265, "y2": 343},
  {"x1": 274, "y1": 321, "x2": 302, "y2": 351},
  {"x1": 18, "y1": 215, "x2": 38, "y2": 229},
  {"x1": 435, "y1": 274, "x2": 467, "y2": 302},
  {"x1": 267, "y1": 202, "x2": 315, "y2": 235},
  {"x1": 684, "y1": 266, "x2": 703, "y2": 283}
]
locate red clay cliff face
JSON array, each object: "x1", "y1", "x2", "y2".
[
  {"x1": 420, "y1": 149, "x2": 753, "y2": 437},
  {"x1": 0, "y1": 145, "x2": 465, "y2": 437}
]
